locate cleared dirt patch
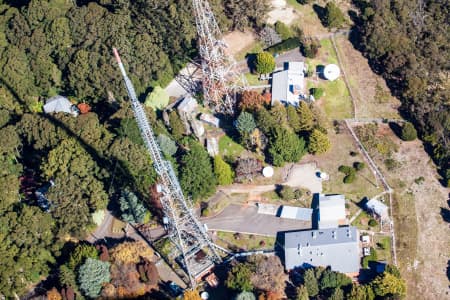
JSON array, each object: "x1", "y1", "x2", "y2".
[
  {"x1": 223, "y1": 30, "x2": 257, "y2": 57},
  {"x1": 267, "y1": 0, "x2": 299, "y2": 25},
  {"x1": 334, "y1": 36, "x2": 401, "y2": 118}
]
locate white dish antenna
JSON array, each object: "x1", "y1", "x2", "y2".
[
  {"x1": 323, "y1": 64, "x2": 340, "y2": 81},
  {"x1": 262, "y1": 166, "x2": 274, "y2": 178}
]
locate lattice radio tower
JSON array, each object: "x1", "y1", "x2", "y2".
[
  {"x1": 192, "y1": 0, "x2": 247, "y2": 114},
  {"x1": 113, "y1": 48, "x2": 221, "y2": 287}
]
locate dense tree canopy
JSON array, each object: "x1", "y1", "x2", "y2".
[
  {"x1": 78, "y1": 258, "x2": 111, "y2": 298},
  {"x1": 179, "y1": 142, "x2": 216, "y2": 201},
  {"x1": 255, "y1": 52, "x2": 276, "y2": 75},
  {"x1": 357, "y1": 0, "x2": 450, "y2": 185},
  {"x1": 268, "y1": 127, "x2": 307, "y2": 166}
]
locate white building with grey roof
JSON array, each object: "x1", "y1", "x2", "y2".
[
  {"x1": 284, "y1": 226, "x2": 360, "y2": 275},
  {"x1": 271, "y1": 61, "x2": 306, "y2": 107},
  {"x1": 318, "y1": 194, "x2": 347, "y2": 229}
]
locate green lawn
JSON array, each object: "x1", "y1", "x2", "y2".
[
  {"x1": 244, "y1": 72, "x2": 268, "y2": 86},
  {"x1": 235, "y1": 41, "x2": 264, "y2": 61},
  {"x1": 373, "y1": 235, "x2": 392, "y2": 263},
  {"x1": 219, "y1": 135, "x2": 245, "y2": 160},
  {"x1": 319, "y1": 78, "x2": 353, "y2": 119},
  {"x1": 320, "y1": 38, "x2": 339, "y2": 64}
]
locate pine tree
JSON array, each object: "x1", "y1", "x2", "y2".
[
  {"x1": 214, "y1": 156, "x2": 234, "y2": 185},
  {"x1": 303, "y1": 268, "x2": 319, "y2": 297},
  {"x1": 119, "y1": 189, "x2": 148, "y2": 224},
  {"x1": 255, "y1": 52, "x2": 276, "y2": 74},
  {"x1": 78, "y1": 258, "x2": 110, "y2": 298},
  {"x1": 268, "y1": 127, "x2": 307, "y2": 166},
  {"x1": 180, "y1": 142, "x2": 216, "y2": 201},
  {"x1": 169, "y1": 110, "x2": 185, "y2": 140},
  {"x1": 287, "y1": 105, "x2": 301, "y2": 132},
  {"x1": 297, "y1": 101, "x2": 314, "y2": 132},
  {"x1": 296, "y1": 285, "x2": 309, "y2": 300},
  {"x1": 236, "y1": 111, "x2": 257, "y2": 134},
  {"x1": 308, "y1": 129, "x2": 331, "y2": 154}
]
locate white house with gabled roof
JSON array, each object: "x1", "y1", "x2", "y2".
[{"x1": 271, "y1": 61, "x2": 306, "y2": 107}]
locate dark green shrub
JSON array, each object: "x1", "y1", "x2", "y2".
[
  {"x1": 274, "y1": 21, "x2": 292, "y2": 40},
  {"x1": 310, "y1": 87, "x2": 324, "y2": 99},
  {"x1": 343, "y1": 172, "x2": 355, "y2": 184},
  {"x1": 301, "y1": 38, "x2": 320, "y2": 58},
  {"x1": 368, "y1": 219, "x2": 378, "y2": 227},
  {"x1": 279, "y1": 185, "x2": 295, "y2": 200},
  {"x1": 338, "y1": 165, "x2": 353, "y2": 175},
  {"x1": 400, "y1": 122, "x2": 417, "y2": 141},
  {"x1": 353, "y1": 162, "x2": 366, "y2": 171},
  {"x1": 324, "y1": 2, "x2": 346, "y2": 28},
  {"x1": 266, "y1": 38, "x2": 300, "y2": 54},
  {"x1": 384, "y1": 158, "x2": 398, "y2": 171}
]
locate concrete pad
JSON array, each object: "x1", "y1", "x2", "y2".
[{"x1": 284, "y1": 163, "x2": 323, "y2": 193}]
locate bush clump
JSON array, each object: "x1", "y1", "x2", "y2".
[
  {"x1": 400, "y1": 122, "x2": 417, "y2": 141},
  {"x1": 266, "y1": 38, "x2": 300, "y2": 54},
  {"x1": 353, "y1": 161, "x2": 366, "y2": 171},
  {"x1": 368, "y1": 219, "x2": 378, "y2": 227}
]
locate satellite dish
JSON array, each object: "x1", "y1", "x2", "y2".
[
  {"x1": 262, "y1": 166, "x2": 274, "y2": 178},
  {"x1": 201, "y1": 292, "x2": 209, "y2": 299},
  {"x1": 323, "y1": 64, "x2": 340, "y2": 81}
]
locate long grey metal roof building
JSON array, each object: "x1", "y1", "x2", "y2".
[{"x1": 284, "y1": 226, "x2": 360, "y2": 274}]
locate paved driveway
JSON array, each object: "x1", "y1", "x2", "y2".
[{"x1": 203, "y1": 204, "x2": 311, "y2": 236}]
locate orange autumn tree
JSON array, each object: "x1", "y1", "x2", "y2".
[
  {"x1": 183, "y1": 289, "x2": 202, "y2": 300},
  {"x1": 239, "y1": 90, "x2": 266, "y2": 111}
]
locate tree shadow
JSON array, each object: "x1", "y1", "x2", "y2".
[
  {"x1": 389, "y1": 122, "x2": 402, "y2": 139},
  {"x1": 312, "y1": 4, "x2": 327, "y2": 27},
  {"x1": 440, "y1": 207, "x2": 450, "y2": 223},
  {"x1": 245, "y1": 53, "x2": 257, "y2": 73}
]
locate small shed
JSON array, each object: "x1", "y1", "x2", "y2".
[
  {"x1": 318, "y1": 194, "x2": 347, "y2": 229},
  {"x1": 200, "y1": 113, "x2": 220, "y2": 127},
  {"x1": 366, "y1": 198, "x2": 389, "y2": 220},
  {"x1": 280, "y1": 206, "x2": 313, "y2": 221},
  {"x1": 43, "y1": 95, "x2": 79, "y2": 116}
]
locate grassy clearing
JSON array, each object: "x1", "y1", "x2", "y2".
[
  {"x1": 215, "y1": 231, "x2": 275, "y2": 252},
  {"x1": 235, "y1": 41, "x2": 263, "y2": 61},
  {"x1": 306, "y1": 38, "x2": 353, "y2": 120},
  {"x1": 219, "y1": 135, "x2": 245, "y2": 160},
  {"x1": 319, "y1": 79, "x2": 353, "y2": 119},
  {"x1": 373, "y1": 235, "x2": 392, "y2": 263},
  {"x1": 244, "y1": 72, "x2": 268, "y2": 86},
  {"x1": 260, "y1": 189, "x2": 312, "y2": 208},
  {"x1": 333, "y1": 36, "x2": 401, "y2": 118},
  {"x1": 314, "y1": 128, "x2": 383, "y2": 202}
]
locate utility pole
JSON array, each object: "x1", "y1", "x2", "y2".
[
  {"x1": 113, "y1": 48, "x2": 221, "y2": 287},
  {"x1": 192, "y1": 0, "x2": 247, "y2": 115}
]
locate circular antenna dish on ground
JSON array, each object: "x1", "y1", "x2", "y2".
[
  {"x1": 201, "y1": 292, "x2": 209, "y2": 300},
  {"x1": 323, "y1": 64, "x2": 340, "y2": 81},
  {"x1": 262, "y1": 166, "x2": 274, "y2": 178},
  {"x1": 320, "y1": 172, "x2": 328, "y2": 179}
]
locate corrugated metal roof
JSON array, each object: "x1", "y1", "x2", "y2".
[
  {"x1": 284, "y1": 226, "x2": 359, "y2": 273},
  {"x1": 319, "y1": 194, "x2": 346, "y2": 225},
  {"x1": 366, "y1": 199, "x2": 388, "y2": 216},
  {"x1": 271, "y1": 61, "x2": 305, "y2": 106},
  {"x1": 43, "y1": 95, "x2": 76, "y2": 115},
  {"x1": 280, "y1": 206, "x2": 313, "y2": 221}
]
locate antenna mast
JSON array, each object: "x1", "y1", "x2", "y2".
[
  {"x1": 192, "y1": 0, "x2": 247, "y2": 114},
  {"x1": 113, "y1": 48, "x2": 221, "y2": 287}
]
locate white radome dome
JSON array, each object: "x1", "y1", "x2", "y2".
[
  {"x1": 201, "y1": 292, "x2": 209, "y2": 300},
  {"x1": 262, "y1": 166, "x2": 274, "y2": 178},
  {"x1": 324, "y1": 64, "x2": 340, "y2": 81}
]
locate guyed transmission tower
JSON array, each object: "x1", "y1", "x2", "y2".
[
  {"x1": 113, "y1": 48, "x2": 222, "y2": 287},
  {"x1": 192, "y1": 0, "x2": 247, "y2": 115}
]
